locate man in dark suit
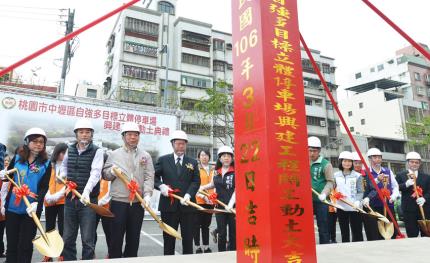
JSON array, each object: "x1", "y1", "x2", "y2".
[
  {"x1": 155, "y1": 130, "x2": 200, "y2": 255},
  {"x1": 396, "y1": 151, "x2": 430, "y2": 237}
]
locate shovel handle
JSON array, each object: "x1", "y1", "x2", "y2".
[
  {"x1": 412, "y1": 177, "x2": 427, "y2": 220},
  {"x1": 55, "y1": 175, "x2": 85, "y2": 202},
  {"x1": 170, "y1": 193, "x2": 206, "y2": 210},
  {"x1": 199, "y1": 190, "x2": 236, "y2": 214}
]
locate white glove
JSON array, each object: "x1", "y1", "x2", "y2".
[
  {"x1": 417, "y1": 197, "x2": 426, "y2": 206},
  {"x1": 180, "y1": 194, "x2": 191, "y2": 206},
  {"x1": 0, "y1": 170, "x2": 7, "y2": 180},
  {"x1": 80, "y1": 191, "x2": 90, "y2": 206},
  {"x1": 26, "y1": 202, "x2": 38, "y2": 217},
  {"x1": 159, "y1": 184, "x2": 171, "y2": 197},
  {"x1": 405, "y1": 179, "x2": 415, "y2": 188},
  {"x1": 47, "y1": 187, "x2": 66, "y2": 204},
  {"x1": 389, "y1": 195, "x2": 397, "y2": 204},
  {"x1": 318, "y1": 193, "x2": 327, "y2": 201},
  {"x1": 362, "y1": 197, "x2": 370, "y2": 207},
  {"x1": 143, "y1": 195, "x2": 151, "y2": 207},
  {"x1": 1, "y1": 206, "x2": 5, "y2": 216},
  {"x1": 354, "y1": 201, "x2": 361, "y2": 208}
]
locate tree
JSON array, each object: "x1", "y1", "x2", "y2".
[
  {"x1": 192, "y1": 80, "x2": 234, "y2": 145},
  {"x1": 405, "y1": 117, "x2": 430, "y2": 146}
]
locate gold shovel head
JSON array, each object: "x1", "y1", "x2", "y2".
[
  {"x1": 417, "y1": 220, "x2": 430, "y2": 237},
  {"x1": 32, "y1": 229, "x2": 64, "y2": 258},
  {"x1": 377, "y1": 221, "x2": 394, "y2": 240},
  {"x1": 159, "y1": 222, "x2": 182, "y2": 240}
]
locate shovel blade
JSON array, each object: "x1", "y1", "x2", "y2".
[
  {"x1": 88, "y1": 203, "x2": 115, "y2": 218},
  {"x1": 159, "y1": 222, "x2": 182, "y2": 240},
  {"x1": 418, "y1": 220, "x2": 430, "y2": 237},
  {"x1": 32, "y1": 230, "x2": 64, "y2": 258},
  {"x1": 377, "y1": 221, "x2": 394, "y2": 240}
]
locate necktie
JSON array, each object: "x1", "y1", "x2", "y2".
[{"x1": 176, "y1": 157, "x2": 182, "y2": 175}]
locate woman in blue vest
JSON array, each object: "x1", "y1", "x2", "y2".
[
  {"x1": 201, "y1": 146, "x2": 236, "y2": 252},
  {"x1": 0, "y1": 128, "x2": 51, "y2": 263}
]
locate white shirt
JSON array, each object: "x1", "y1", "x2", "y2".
[
  {"x1": 408, "y1": 169, "x2": 419, "y2": 178},
  {"x1": 60, "y1": 146, "x2": 104, "y2": 195},
  {"x1": 173, "y1": 153, "x2": 184, "y2": 166}
]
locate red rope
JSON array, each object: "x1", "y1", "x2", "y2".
[
  {"x1": 361, "y1": 0, "x2": 430, "y2": 61},
  {"x1": 0, "y1": 0, "x2": 140, "y2": 79},
  {"x1": 300, "y1": 33, "x2": 404, "y2": 237}
]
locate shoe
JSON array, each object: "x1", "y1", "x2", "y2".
[
  {"x1": 204, "y1": 247, "x2": 212, "y2": 253},
  {"x1": 41, "y1": 257, "x2": 53, "y2": 262},
  {"x1": 196, "y1": 247, "x2": 203, "y2": 254},
  {"x1": 211, "y1": 230, "x2": 218, "y2": 243}
]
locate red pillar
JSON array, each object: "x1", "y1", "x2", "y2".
[{"x1": 232, "y1": 0, "x2": 317, "y2": 262}]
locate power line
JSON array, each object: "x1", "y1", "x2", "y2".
[
  {"x1": 0, "y1": 9, "x2": 66, "y2": 16},
  {"x1": 0, "y1": 4, "x2": 63, "y2": 11},
  {"x1": 0, "y1": 15, "x2": 60, "y2": 22}
]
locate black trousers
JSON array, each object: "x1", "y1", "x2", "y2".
[
  {"x1": 403, "y1": 209, "x2": 430, "y2": 238},
  {"x1": 337, "y1": 210, "x2": 363, "y2": 242},
  {"x1": 6, "y1": 211, "x2": 38, "y2": 263},
  {"x1": 94, "y1": 213, "x2": 113, "y2": 256},
  {"x1": 364, "y1": 205, "x2": 397, "y2": 240},
  {"x1": 109, "y1": 200, "x2": 144, "y2": 258},
  {"x1": 161, "y1": 211, "x2": 194, "y2": 255},
  {"x1": 328, "y1": 211, "x2": 337, "y2": 243},
  {"x1": 215, "y1": 213, "x2": 236, "y2": 252},
  {"x1": 193, "y1": 204, "x2": 214, "y2": 246},
  {"x1": 45, "y1": 204, "x2": 64, "y2": 236},
  {"x1": 0, "y1": 220, "x2": 5, "y2": 255}
]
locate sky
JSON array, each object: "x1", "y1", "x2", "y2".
[{"x1": 0, "y1": 0, "x2": 429, "y2": 99}]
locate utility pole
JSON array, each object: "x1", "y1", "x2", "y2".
[{"x1": 59, "y1": 9, "x2": 75, "y2": 94}]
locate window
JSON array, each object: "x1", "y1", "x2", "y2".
[
  {"x1": 119, "y1": 90, "x2": 157, "y2": 105},
  {"x1": 359, "y1": 102, "x2": 364, "y2": 109},
  {"x1": 226, "y1": 64, "x2": 233, "y2": 70},
  {"x1": 122, "y1": 65, "x2": 157, "y2": 81},
  {"x1": 355, "y1": 72, "x2": 362, "y2": 79},
  {"x1": 301, "y1": 59, "x2": 320, "y2": 73},
  {"x1": 417, "y1": 86, "x2": 425, "y2": 96},
  {"x1": 181, "y1": 75, "x2": 210, "y2": 88},
  {"x1": 326, "y1": 101, "x2": 333, "y2": 110},
  {"x1": 350, "y1": 127, "x2": 355, "y2": 132},
  {"x1": 86, "y1": 89, "x2": 97, "y2": 98},
  {"x1": 182, "y1": 53, "x2": 210, "y2": 67},
  {"x1": 314, "y1": 99, "x2": 323, "y2": 107},
  {"x1": 422, "y1": 102, "x2": 429, "y2": 111},
  {"x1": 305, "y1": 97, "x2": 313, "y2": 106},
  {"x1": 181, "y1": 123, "x2": 209, "y2": 136},
  {"x1": 306, "y1": 116, "x2": 325, "y2": 126},
  {"x1": 377, "y1": 64, "x2": 384, "y2": 71},
  {"x1": 322, "y1": 63, "x2": 331, "y2": 74},
  {"x1": 123, "y1": 42, "x2": 158, "y2": 57},
  {"x1": 361, "y1": 119, "x2": 365, "y2": 125},
  {"x1": 348, "y1": 111, "x2": 353, "y2": 117},
  {"x1": 107, "y1": 34, "x2": 115, "y2": 53},
  {"x1": 182, "y1": 31, "x2": 211, "y2": 52},
  {"x1": 425, "y1": 74, "x2": 430, "y2": 84},
  {"x1": 370, "y1": 67, "x2": 375, "y2": 73},
  {"x1": 213, "y1": 39, "x2": 225, "y2": 51},
  {"x1": 125, "y1": 17, "x2": 159, "y2": 39},
  {"x1": 414, "y1": 72, "x2": 421, "y2": 81},
  {"x1": 181, "y1": 98, "x2": 199, "y2": 111},
  {"x1": 158, "y1": 1, "x2": 175, "y2": 15},
  {"x1": 186, "y1": 145, "x2": 211, "y2": 159},
  {"x1": 226, "y1": 43, "x2": 232, "y2": 50},
  {"x1": 213, "y1": 60, "x2": 225, "y2": 72}
]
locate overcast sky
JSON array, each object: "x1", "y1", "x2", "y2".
[{"x1": 1, "y1": 0, "x2": 429, "y2": 100}]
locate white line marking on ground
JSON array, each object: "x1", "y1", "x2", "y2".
[{"x1": 141, "y1": 230, "x2": 180, "y2": 255}]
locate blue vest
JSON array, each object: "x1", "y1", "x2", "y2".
[
  {"x1": 370, "y1": 167, "x2": 393, "y2": 208},
  {"x1": 7, "y1": 155, "x2": 49, "y2": 215}
]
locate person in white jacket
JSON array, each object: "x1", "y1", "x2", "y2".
[{"x1": 333, "y1": 151, "x2": 364, "y2": 242}]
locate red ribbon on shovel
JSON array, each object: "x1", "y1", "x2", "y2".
[
  {"x1": 65, "y1": 181, "x2": 78, "y2": 199},
  {"x1": 411, "y1": 186, "x2": 423, "y2": 199},
  {"x1": 127, "y1": 180, "x2": 141, "y2": 204},
  {"x1": 167, "y1": 187, "x2": 180, "y2": 205},
  {"x1": 208, "y1": 193, "x2": 218, "y2": 203},
  {"x1": 13, "y1": 184, "x2": 37, "y2": 206},
  {"x1": 380, "y1": 189, "x2": 391, "y2": 200},
  {"x1": 332, "y1": 189, "x2": 346, "y2": 200}
]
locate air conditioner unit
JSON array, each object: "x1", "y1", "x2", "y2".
[
  {"x1": 320, "y1": 120, "x2": 326, "y2": 127},
  {"x1": 303, "y1": 80, "x2": 309, "y2": 87}
]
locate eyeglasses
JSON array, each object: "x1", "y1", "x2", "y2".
[{"x1": 30, "y1": 140, "x2": 45, "y2": 145}]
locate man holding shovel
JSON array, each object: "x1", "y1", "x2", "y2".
[
  {"x1": 308, "y1": 136, "x2": 334, "y2": 244},
  {"x1": 60, "y1": 119, "x2": 104, "y2": 261},
  {"x1": 102, "y1": 122, "x2": 155, "y2": 258},
  {"x1": 396, "y1": 152, "x2": 430, "y2": 237},
  {"x1": 362, "y1": 148, "x2": 400, "y2": 240}
]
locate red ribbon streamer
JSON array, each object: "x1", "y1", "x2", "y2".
[
  {"x1": 127, "y1": 180, "x2": 141, "y2": 203},
  {"x1": 208, "y1": 193, "x2": 218, "y2": 203},
  {"x1": 13, "y1": 184, "x2": 37, "y2": 206},
  {"x1": 167, "y1": 187, "x2": 180, "y2": 205},
  {"x1": 412, "y1": 186, "x2": 423, "y2": 199},
  {"x1": 66, "y1": 181, "x2": 78, "y2": 199},
  {"x1": 381, "y1": 189, "x2": 391, "y2": 200},
  {"x1": 332, "y1": 190, "x2": 346, "y2": 200}
]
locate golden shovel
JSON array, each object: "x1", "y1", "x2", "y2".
[
  {"x1": 112, "y1": 167, "x2": 182, "y2": 240},
  {"x1": 55, "y1": 175, "x2": 114, "y2": 218},
  {"x1": 169, "y1": 194, "x2": 228, "y2": 214},
  {"x1": 199, "y1": 190, "x2": 236, "y2": 214},
  {"x1": 5, "y1": 169, "x2": 63, "y2": 258},
  {"x1": 311, "y1": 188, "x2": 345, "y2": 210},
  {"x1": 376, "y1": 177, "x2": 395, "y2": 240},
  {"x1": 412, "y1": 176, "x2": 430, "y2": 236}
]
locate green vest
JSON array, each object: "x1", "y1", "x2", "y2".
[{"x1": 310, "y1": 156, "x2": 329, "y2": 201}]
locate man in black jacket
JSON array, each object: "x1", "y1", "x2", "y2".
[
  {"x1": 396, "y1": 151, "x2": 430, "y2": 237},
  {"x1": 155, "y1": 130, "x2": 200, "y2": 255}
]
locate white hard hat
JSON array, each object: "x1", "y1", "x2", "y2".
[
  {"x1": 218, "y1": 146, "x2": 234, "y2": 157},
  {"x1": 170, "y1": 130, "x2": 188, "y2": 142},
  {"x1": 24, "y1": 127, "x2": 47, "y2": 142},
  {"x1": 121, "y1": 122, "x2": 140, "y2": 135},
  {"x1": 308, "y1": 136, "x2": 321, "y2": 148},
  {"x1": 352, "y1": 152, "x2": 362, "y2": 161},
  {"x1": 367, "y1": 148, "x2": 382, "y2": 157},
  {"x1": 338, "y1": 151, "x2": 354, "y2": 160},
  {"x1": 74, "y1": 119, "x2": 94, "y2": 132},
  {"x1": 406, "y1": 151, "x2": 421, "y2": 160}
]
